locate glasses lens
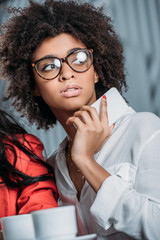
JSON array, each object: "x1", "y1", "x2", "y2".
[
  {"x1": 68, "y1": 49, "x2": 93, "y2": 72},
  {"x1": 36, "y1": 57, "x2": 61, "y2": 80}
]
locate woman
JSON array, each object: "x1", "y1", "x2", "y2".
[
  {"x1": 0, "y1": 1, "x2": 160, "y2": 239},
  {"x1": 0, "y1": 109, "x2": 58, "y2": 231}
]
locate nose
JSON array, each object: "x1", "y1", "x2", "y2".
[{"x1": 59, "y1": 61, "x2": 75, "y2": 81}]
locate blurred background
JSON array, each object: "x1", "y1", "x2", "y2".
[{"x1": 0, "y1": 0, "x2": 160, "y2": 157}]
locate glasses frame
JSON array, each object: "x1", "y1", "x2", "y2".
[{"x1": 32, "y1": 48, "x2": 93, "y2": 80}]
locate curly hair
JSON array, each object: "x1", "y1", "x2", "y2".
[{"x1": 0, "y1": 0, "x2": 127, "y2": 129}]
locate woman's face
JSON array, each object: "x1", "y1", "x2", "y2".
[{"x1": 32, "y1": 33, "x2": 98, "y2": 116}]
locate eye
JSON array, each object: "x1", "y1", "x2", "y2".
[
  {"x1": 73, "y1": 52, "x2": 87, "y2": 64},
  {"x1": 40, "y1": 58, "x2": 61, "y2": 72},
  {"x1": 43, "y1": 64, "x2": 56, "y2": 71}
]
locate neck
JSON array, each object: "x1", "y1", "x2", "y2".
[
  {"x1": 63, "y1": 123, "x2": 76, "y2": 141},
  {"x1": 53, "y1": 110, "x2": 77, "y2": 141}
]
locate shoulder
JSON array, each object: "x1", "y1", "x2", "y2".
[
  {"x1": 121, "y1": 112, "x2": 160, "y2": 148},
  {"x1": 17, "y1": 133, "x2": 44, "y2": 152},
  {"x1": 129, "y1": 112, "x2": 160, "y2": 132},
  {"x1": 4, "y1": 133, "x2": 43, "y2": 154},
  {"x1": 5, "y1": 134, "x2": 44, "y2": 171},
  {"x1": 133, "y1": 111, "x2": 160, "y2": 123}
]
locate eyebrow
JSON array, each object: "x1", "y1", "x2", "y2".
[
  {"x1": 33, "y1": 47, "x2": 84, "y2": 63},
  {"x1": 67, "y1": 47, "x2": 82, "y2": 55}
]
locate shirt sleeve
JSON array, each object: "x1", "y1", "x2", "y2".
[
  {"x1": 15, "y1": 134, "x2": 58, "y2": 213},
  {"x1": 90, "y1": 131, "x2": 160, "y2": 240}
]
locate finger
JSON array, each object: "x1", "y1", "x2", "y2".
[
  {"x1": 100, "y1": 95, "x2": 109, "y2": 127},
  {"x1": 74, "y1": 110, "x2": 93, "y2": 125},
  {"x1": 66, "y1": 116, "x2": 84, "y2": 129},
  {"x1": 80, "y1": 105, "x2": 101, "y2": 123},
  {"x1": 109, "y1": 123, "x2": 115, "y2": 134}
]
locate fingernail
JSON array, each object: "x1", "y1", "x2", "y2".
[{"x1": 102, "y1": 95, "x2": 106, "y2": 100}]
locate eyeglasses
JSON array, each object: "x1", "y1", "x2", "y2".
[{"x1": 32, "y1": 48, "x2": 93, "y2": 80}]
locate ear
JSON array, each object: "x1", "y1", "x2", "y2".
[
  {"x1": 94, "y1": 71, "x2": 99, "y2": 83},
  {"x1": 34, "y1": 86, "x2": 41, "y2": 96}
]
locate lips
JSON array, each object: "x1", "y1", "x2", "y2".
[
  {"x1": 64, "y1": 87, "x2": 78, "y2": 92},
  {"x1": 61, "y1": 84, "x2": 82, "y2": 97}
]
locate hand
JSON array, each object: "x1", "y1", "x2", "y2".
[{"x1": 66, "y1": 96, "x2": 114, "y2": 166}]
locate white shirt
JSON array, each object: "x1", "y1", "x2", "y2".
[{"x1": 47, "y1": 88, "x2": 160, "y2": 240}]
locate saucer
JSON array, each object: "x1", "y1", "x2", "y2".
[
  {"x1": 39, "y1": 233, "x2": 97, "y2": 240},
  {"x1": 64, "y1": 234, "x2": 97, "y2": 240}
]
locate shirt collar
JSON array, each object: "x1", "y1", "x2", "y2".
[{"x1": 91, "y1": 87, "x2": 130, "y2": 126}]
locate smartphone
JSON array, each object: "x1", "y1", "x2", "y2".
[{"x1": 91, "y1": 87, "x2": 128, "y2": 126}]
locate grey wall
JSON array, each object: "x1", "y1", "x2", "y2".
[
  {"x1": 97, "y1": 0, "x2": 160, "y2": 117},
  {"x1": 0, "y1": 0, "x2": 160, "y2": 157}
]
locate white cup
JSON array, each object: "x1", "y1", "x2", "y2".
[
  {"x1": 31, "y1": 205, "x2": 78, "y2": 240},
  {"x1": 1, "y1": 214, "x2": 35, "y2": 240}
]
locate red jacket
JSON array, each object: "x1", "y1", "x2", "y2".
[{"x1": 0, "y1": 134, "x2": 58, "y2": 229}]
